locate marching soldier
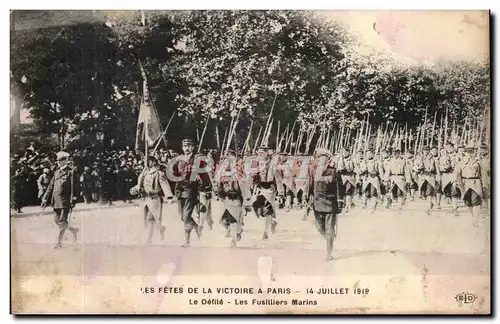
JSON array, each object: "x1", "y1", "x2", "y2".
[
  {"x1": 404, "y1": 151, "x2": 417, "y2": 201},
  {"x1": 251, "y1": 145, "x2": 284, "y2": 240},
  {"x1": 337, "y1": 148, "x2": 357, "y2": 213},
  {"x1": 438, "y1": 143, "x2": 458, "y2": 212},
  {"x1": 130, "y1": 155, "x2": 173, "y2": 244},
  {"x1": 380, "y1": 148, "x2": 392, "y2": 208},
  {"x1": 416, "y1": 146, "x2": 441, "y2": 215},
  {"x1": 385, "y1": 148, "x2": 411, "y2": 210},
  {"x1": 479, "y1": 145, "x2": 490, "y2": 210},
  {"x1": 353, "y1": 149, "x2": 364, "y2": 199},
  {"x1": 41, "y1": 151, "x2": 79, "y2": 249},
  {"x1": 359, "y1": 149, "x2": 382, "y2": 212},
  {"x1": 196, "y1": 150, "x2": 214, "y2": 237},
  {"x1": 455, "y1": 147, "x2": 484, "y2": 220},
  {"x1": 172, "y1": 138, "x2": 209, "y2": 247},
  {"x1": 214, "y1": 149, "x2": 244, "y2": 247},
  {"x1": 309, "y1": 148, "x2": 345, "y2": 261}
]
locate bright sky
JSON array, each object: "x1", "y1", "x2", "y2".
[{"x1": 322, "y1": 11, "x2": 489, "y2": 64}]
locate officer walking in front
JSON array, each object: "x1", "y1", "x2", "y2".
[
  {"x1": 308, "y1": 148, "x2": 345, "y2": 261},
  {"x1": 41, "y1": 151, "x2": 79, "y2": 249}
]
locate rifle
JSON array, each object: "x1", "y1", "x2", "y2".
[{"x1": 197, "y1": 116, "x2": 210, "y2": 154}]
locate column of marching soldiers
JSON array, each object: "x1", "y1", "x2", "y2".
[{"x1": 41, "y1": 124, "x2": 490, "y2": 261}]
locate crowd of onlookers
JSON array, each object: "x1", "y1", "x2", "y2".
[{"x1": 10, "y1": 142, "x2": 181, "y2": 213}]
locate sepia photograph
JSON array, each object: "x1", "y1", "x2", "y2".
[{"x1": 9, "y1": 9, "x2": 490, "y2": 314}]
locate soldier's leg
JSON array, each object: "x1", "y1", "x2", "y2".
[
  {"x1": 54, "y1": 208, "x2": 73, "y2": 248},
  {"x1": 396, "y1": 186, "x2": 405, "y2": 209},
  {"x1": 324, "y1": 213, "x2": 337, "y2": 261},
  {"x1": 436, "y1": 184, "x2": 442, "y2": 209},
  {"x1": 285, "y1": 190, "x2": 292, "y2": 212},
  {"x1": 451, "y1": 185, "x2": 460, "y2": 214},
  {"x1": 314, "y1": 211, "x2": 326, "y2": 239},
  {"x1": 145, "y1": 210, "x2": 155, "y2": 245},
  {"x1": 385, "y1": 184, "x2": 392, "y2": 209},
  {"x1": 425, "y1": 182, "x2": 435, "y2": 215}
]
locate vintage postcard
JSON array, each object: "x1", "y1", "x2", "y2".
[{"x1": 10, "y1": 10, "x2": 490, "y2": 314}]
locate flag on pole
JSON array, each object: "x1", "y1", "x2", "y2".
[{"x1": 135, "y1": 95, "x2": 163, "y2": 155}]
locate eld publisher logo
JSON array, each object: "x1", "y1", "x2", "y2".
[{"x1": 455, "y1": 292, "x2": 476, "y2": 305}]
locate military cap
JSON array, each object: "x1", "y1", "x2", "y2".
[
  {"x1": 393, "y1": 148, "x2": 401, "y2": 153},
  {"x1": 56, "y1": 151, "x2": 70, "y2": 161},
  {"x1": 422, "y1": 146, "x2": 430, "y2": 151},
  {"x1": 258, "y1": 145, "x2": 271, "y2": 150},
  {"x1": 226, "y1": 149, "x2": 236, "y2": 156},
  {"x1": 182, "y1": 138, "x2": 194, "y2": 146},
  {"x1": 464, "y1": 147, "x2": 475, "y2": 153}
]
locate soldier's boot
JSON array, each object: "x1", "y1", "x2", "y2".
[
  {"x1": 158, "y1": 225, "x2": 166, "y2": 241},
  {"x1": 229, "y1": 223, "x2": 239, "y2": 248},
  {"x1": 68, "y1": 227, "x2": 79, "y2": 242},
  {"x1": 410, "y1": 189, "x2": 416, "y2": 201},
  {"x1": 371, "y1": 198, "x2": 378, "y2": 213},
  {"x1": 55, "y1": 227, "x2": 67, "y2": 249},
  {"x1": 285, "y1": 195, "x2": 292, "y2": 212},
  {"x1": 207, "y1": 213, "x2": 214, "y2": 231},
  {"x1": 345, "y1": 196, "x2": 353, "y2": 213},
  {"x1": 426, "y1": 197, "x2": 434, "y2": 215},
  {"x1": 452, "y1": 197, "x2": 459, "y2": 215},
  {"x1": 293, "y1": 197, "x2": 299, "y2": 209},
  {"x1": 436, "y1": 193, "x2": 442, "y2": 209},
  {"x1": 398, "y1": 196, "x2": 405, "y2": 211},
  {"x1": 325, "y1": 234, "x2": 334, "y2": 261},
  {"x1": 362, "y1": 195, "x2": 368, "y2": 209},
  {"x1": 145, "y1": 220, "x2": 154, "y2": 245},
  {"x1": 181, "y1": 229, "x2": 191, "y2": 247},
  {"x1": 472, "y1": 206, "x2": 482, "y2": 227},
  {"x1": 385, "y1": 195, "x2": 392, "y2": 209},
  {"x1": 224, "y1": 225, "x2": 231, "y2": 238}
]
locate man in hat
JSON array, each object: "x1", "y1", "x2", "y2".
[
  {"x1": 309, "y1": 148, "x2": 345, "y2": 261},
  {"x1": 380, "y1": 148, "x2": 393, "y2": 208},
  {"x1": 251, "y1": 145, "x2": 284, "y2": 240},
  {"x1": 385, "y1": 148, "x2": 411, "y2": 210},
  {"x1": 131, "y1": 155, "x2": 173, "y2": 244},
  {"x1": 214, "y1": 149, "x2": 245, "y2": 247},
  {"x1": 337, "y1": 148, "x2": 357, "y2": 213},
  {"x1": 41, "y1": 151, "x2": 79, "y2": 249},
  {"x1": 416, "y1": 146, "x2": 441, "y2": 214},
  {"x1": 455, "y1": 147, "x2": 484, "y2": 221}
]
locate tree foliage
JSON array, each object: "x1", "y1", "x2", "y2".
[{"x1": 10, "y1": 10, "x2": 490, "y2": 152}]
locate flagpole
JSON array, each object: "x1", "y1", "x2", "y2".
[{"x1": 144, "y1": 96, "x2": 148, "y2": 166}]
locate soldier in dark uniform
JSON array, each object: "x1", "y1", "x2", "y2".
[
  {"x1": 172, "y1": 138, "x2": 206, "y2": 247},
  {"x1": 130, "y1": 155, "x2": 173, "y2": 244},
  {"x1": 309, "y1": 148, "x2": 345, "y2": 261},
  {"x1": 11, "y1": 168, "x2": 25, "y2": 213},
  {"x1": 41, "y1": 151, "x2": 79, "y2": 249},
  {"x1": 251, "y1": 145, "x2": 284, "y2": 240},
  {"x1": 214, "y1": 149, "x2": 244, "y2": 247}
]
